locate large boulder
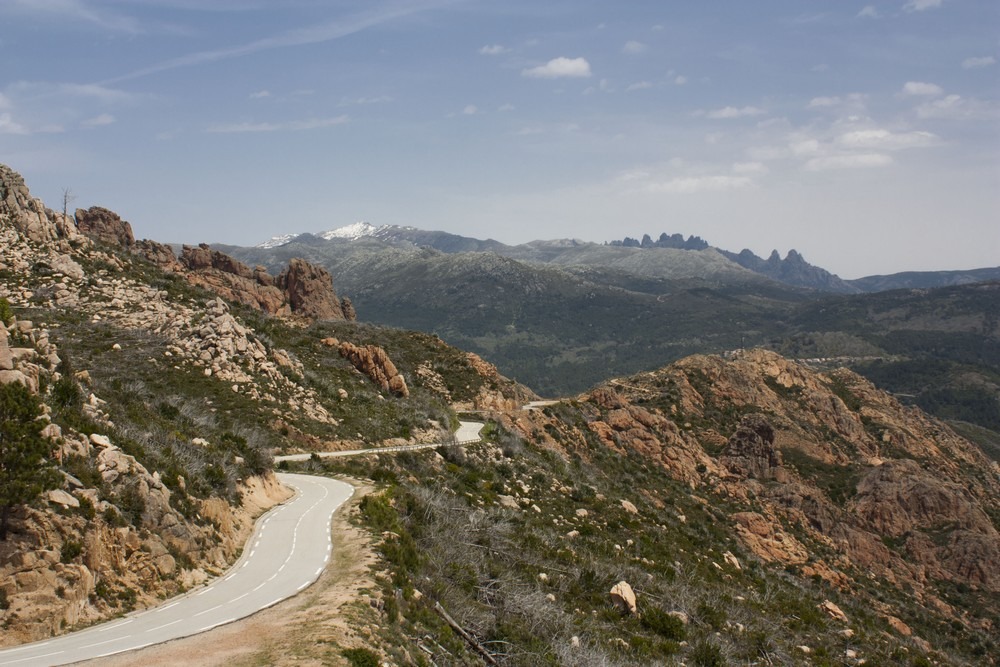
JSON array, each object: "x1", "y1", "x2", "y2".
[
  {"x1": 74, "y1": 206, "x2": 135, "y2": 248},
  {"x1": 276, "y1": 258, "x2": 345, "y2": 321}
]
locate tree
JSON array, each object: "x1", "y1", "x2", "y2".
[
  {"x1": 61, "y1": 187, "x2": 76, "y2": 220},
  {"x1": 0, "y1": 382, "x2": 60, "y2": 540}
]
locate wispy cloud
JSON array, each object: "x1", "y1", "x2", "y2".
[
  {"x1": 1, "y1": 0, "x2": 142, "y2": 34},
  {"x1": 207, "y1": 115, "x2": 349, "y2": 133},
  {"x1": 81, "y1": 113, "x2": 116, "y2": 128},
  {"x1": 962, "y1": 56, "x2": 996, "y2": 69},
  {"x1": 479, "y1": 44, "x2": 507, "y2": 55},
  {"x1": 100, "y1": 1, "x2": 454, "y2": 85},
  {"x1": 522, "y1": 57, "x2": 592, "y2": 79},
  {"x1": 674, "y1": 75, "x2": 687, "y2": 85},
  {"x1": 498, "y1": 103, "x2": 515, "y2": 112},
  {"x1": 622, "y1": 40, "x2": 647, "y2": 55},
  {"x1": 462, "y1": 104, "x2": 478, "y2": 115},
  {"x1": 805, "y1": 153, "x2": 893, "y2": 170},
  {"x1": 857, "y1": 5, "x2": 879, "y2": 18},
  {"x1": 339, "y1": 95, "x2": 393, "y2": 106},
  {"x1": 706, "y1": 106, "x2": 765, "y2": 119},
  {"x1": 836, "y1": 129, "x2": 938, "y2": 150},
  {"x1": 903, "y1": 0, "x2": 943, "y2": 11},
  {"x1": 626, "y1": 81, "x2": 653, "y2": 92},
  {"x1": 0, "y1": 113, "x2": 29, "y2": 135},
  {"x1": 916, "y1": 94, "x2": 1000, "y2": 120},
  {"x1": 732, "y1": 161, "x2": 769, "y2": 175},
  {"x1": 646, "y1": 175, "x2": 753, "y2": 194},
  {"x1": 249, "y1": 90, "x2": 271, "y2": 99},
  {"x1": 901, "y1": 81, "x2": 943, "y2": 96}
]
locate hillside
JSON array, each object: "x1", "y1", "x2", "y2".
[
  {"x1": 2, "y1": 162, "x2": 998, "y2": 666},
  {"x1": 0, "y1": 163, "x2": 527, "y2": 649},
  {"x1": 302, "y1": 349, "x2": 1000, "y2": 666}
]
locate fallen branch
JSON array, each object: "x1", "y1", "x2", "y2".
[{"x1": 433, "y1": 601, "x2": 499, "y2": 666}]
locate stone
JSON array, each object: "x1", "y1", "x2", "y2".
[
  {"x1": 498, "y1": 495, "x2": 519, "y2": 509},
  {"x1": 621, "y1": 500, "x2": 639, "y2": 515},
  {"x1": 609, "y1": 580, "x2": 637, "y2": 615},
  {"x1": 723, "y1": 551, "x2": 741, "y2": 570},
  {"x1": 46, "y1": 489, "x2": 80, "y2": 508},
  {"x1": 90, "y1": 433, "x2": 113, "y2": 448},
  {"x1": 277, "y1": 258, "x2": 345, "y2": 320},
  {"x1": 820, "y1": 600, "x2": 849, "y2": 624},
  {"x1": 74, "y1": 206, "x2": 135, "y2": 248},
  {"x1": 885, "y1": 615, "x2": 911, "y2": 636}
]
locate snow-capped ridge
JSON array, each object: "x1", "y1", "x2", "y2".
[
  {"x1": 256, "y1": 233, "x2": 298, "y2": 249},
  {"x1": 319, "y1": 221, "x2": 385, "y2": 240}
]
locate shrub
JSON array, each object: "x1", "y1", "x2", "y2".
[
  {"x1": 341, "y1": 647, "x2": 380, "y2": 667},
  {"x1": 61, "y1": 539, "x2": 83, "y2": 563},
  {"x1": 641, "y1": 607, "x2": 687, "y2": 641},
  {"x1": 691, "y1": 639, "x2": 725, "y2": 667}
]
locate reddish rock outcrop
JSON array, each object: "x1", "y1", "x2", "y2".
[
  {"x1": 74, "y1": 207, "x2": 135, "y2": 249},
  {"x1": 276, "y1": 258, "x2": 345, "y2": 321},
  {"x1": 719, "y1": 413, "x2": 785, "y2": 480},
  {"x1": 180, "y1": 244, "x2": 290, "y2": 316},
  {"x1": 339, "y1": 342, "x2": 409, "y2": 397}
]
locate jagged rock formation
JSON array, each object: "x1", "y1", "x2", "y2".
[
  {"x1": 338, "y1": 341, "x2": 409, "y2": 397},
  {"x1": 276, "y1": 257, "x2": 346, "y2": 321},
  {"x1": 722, "y1": 247, "x2": 859, "y2": 293},
  {"x1": 74, "y1": 206, "x2": 135, "y2": 249},
  {"x1": 64, "y1": 197, "x2": 357, "y2": 323},
  {"x1": 0, "y1": 165, "x2": 82, "y2": 245}
]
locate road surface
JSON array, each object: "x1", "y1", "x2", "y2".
[
  {"x1": 0, "y1": 473, "x2": 352, "y2": 667},
  {"x1": 0, "y1": 422, "x2": 484, "y2": 667}
]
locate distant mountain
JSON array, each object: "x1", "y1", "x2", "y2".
[{"x1": 849, "y1": 267, "x2": 1000, "y2": 292}]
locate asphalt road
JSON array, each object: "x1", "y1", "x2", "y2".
[
  {"x1": 0, "y1": 473, "x2": 353, "y2": 667},
  {"x1": 274, "y1": 419, "x2": 486, "y2": 462}
]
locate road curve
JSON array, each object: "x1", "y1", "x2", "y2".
[{"x1": 0, "y1": 473, "x2": 352, "y2": 667}]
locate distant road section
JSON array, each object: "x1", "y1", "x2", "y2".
[
  {"x1": 274, "y1": 421, "x2": 485, "y2": 462},
  {"x1": 0, "y1": 473, "x2": 352, "y2": 667}
]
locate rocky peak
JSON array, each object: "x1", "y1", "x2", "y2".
[
  {"x1": 0, "y1": 164, "x2": 81, "y2": 245},
  {"x1": 74, "y1": 206, "x2": 135, "y2": 249}
]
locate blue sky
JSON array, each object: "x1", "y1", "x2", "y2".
[{"x1": 1, "y1": 0, "x2": 997, "y2": 278}]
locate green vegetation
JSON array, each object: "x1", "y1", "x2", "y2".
[{"x1": 0, "y1": 382, "x2": 61, "y2": 540}]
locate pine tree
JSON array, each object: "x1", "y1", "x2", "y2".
[{"x1": 0, "y1": 382, "x2": 60, "y2": 540}]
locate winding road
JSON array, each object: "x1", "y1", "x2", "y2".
[{"x1": 0, "y1": 423, "x2": 483, "y2": 667}]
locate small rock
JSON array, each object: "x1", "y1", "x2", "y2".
[
  {"x1": 798, "y1": 645, "x2": 812, "y2": 654},
  {"x1": 112, "y1": 343, "x2": 121, "y2": 351},
  {"x1": 820, "y1": 600, "x2": 849, "y2": 623},
  {"x1": 609, "y1": 580, "x2": 637, "y2": 615},
  {"x1": 575, "y1": 508, "x2": 589, "y2": 518},
  {"x1": 621, "y1": 499, "x2": 639, "y2": 515}
]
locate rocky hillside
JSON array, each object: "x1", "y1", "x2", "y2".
[
  {"x1": 0, "y1": 163, "x2": 527, "y2": 647},
  {"x1": 306, "y1": 349, "x2": 1000, "y2": 665}
]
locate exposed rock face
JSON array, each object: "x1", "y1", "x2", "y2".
[
  {"x1": 74, "y1": 206, "x2": 135, "y2": 249},
  {"x1": 339, "y1": 342, "x2": 409, "y2": 397},
  {"x1": 0, "y1": 164, "x2": 81, "y2": 245},
  {"x1": 277, "y1": 258, "x2": 345, "y2": 321},
  {"x1": 132, "y1": 239, "x2": 183, "y2": 272},
  {"x1": 341, "y1": 296, "x2": 357, "y2": 321},
  {"x1": 176, "y1": 246, "x2": 351, "y2": 322},
  {"x1": 719, "y1": 413, "x2": 785, "y2": 481}
]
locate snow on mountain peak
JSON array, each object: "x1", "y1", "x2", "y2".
[{"x1": 320, "y1": 222, "x2": 383, "y2": 240}]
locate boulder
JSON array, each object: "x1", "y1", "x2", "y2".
[
  {"x1": 609, "y1": 580, "x2": 637, "y2": 615},
  {"x1": 74, "y1": 206, "x2": 135, "y2": 248},
  {"x1": 719, "y1": 413, "x2": 784, "y2": 480},
  {"x1": 276, "y1": 258, "x2": 345, "y2": 321}
]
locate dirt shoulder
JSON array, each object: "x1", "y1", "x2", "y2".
[{"x1": 87, "y1": 477, "x2": 381, "y2": 667}]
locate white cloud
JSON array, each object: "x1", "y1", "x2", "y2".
[
  {"x1": 522, "y1": 57, "x2": 592, "y2": 79},
  {"x1": 674, "y1": 75, "x2": 687, "y2": 85},
  {"x1": 340, "y1": 95, "x2": 393, "y2": 106},
  {"x1": 857, "y1": 5, "x2": 879, "y2": 18},
  {"x1": 498, "y1": 103, "x2": 515, "y2": 112},
  {"x1": 836, "y1": 128, "x2": 938, "y2": 150},
  {"x1": 916, "y1": 94, "x2": 1000, "y2": 120},
  {"x1": 732, "y1": 161, "x2": 769, "y2": 175},
  {"x1": 81, "y1": 113, "x2": 115, "y2": 128},
  {"x1": 249, "y1": 90, "x2": 270, "y2": 99},
  {"x1": 479, "y1": 44, "x2": 507, "y2": 56},
  {"x1": 0, "y1": 112, "x2": 29, "y2": 135},
  {"x1": 962, "y1": 56, "x2": 996, "y2": 69},
  {"x1": 626, "y1": 81, "x2": 653, "y2": 92},
  {"x1": 462, "y1": 104, "x2": 478, "y2": 115},
  {"x1": 902, "y1": 81, "x2": 943, "y2": 96},
  {"x1": 2, "y1": 0, "x2": 142, "y2": 34},
  {"x1": 646, "y1": 175, "x2": 753, "y2": 194},
  {"x1": 790, "y1": 139, "x2": 821, "y2": 156},
  {"x1": 207, "y1": 115, "x2": 349, "y2": 133},
  {"x1": 707, "y1": 105, "x2": 765, "y2": 119},
  {"x1": 805, "y1": 153, "x2": 893, "y2": 170},
  {"x1": 704, "y1": 132, "x2": 724, "y2": 145},
  {"x1": 904, "y1": 0, "x2": 943, "y2": 11},
  {"x1": 0, "y1": 93, "x2": 9, "y2": 110},
  {"x1": 622, "y1": 40, "x2": 647, "y2": 55},
  {"x1": 808, "y1": 96, "x2": 840, "y2": 108}
]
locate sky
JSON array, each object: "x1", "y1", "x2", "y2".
[{"x1": 0, "y1": 0, "x2": 997, "y2": 279}]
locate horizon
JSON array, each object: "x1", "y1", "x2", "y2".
[{"x1": 1, "y1": 0, "x2": 997, "y2": 280}]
